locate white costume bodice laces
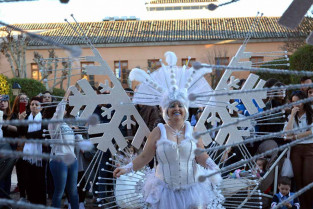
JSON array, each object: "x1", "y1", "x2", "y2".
[{"x1": 155, "y1": 121, "x2": 198, "y2": 190}]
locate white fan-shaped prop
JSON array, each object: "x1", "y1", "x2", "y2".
[
  {"x1": 220, "y1": 178, "x2": 256, "y2": 195},
  {"x1": 114, "y1": 172, "x2": 145, "y2": 208}
]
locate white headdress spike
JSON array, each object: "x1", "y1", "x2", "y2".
[
  {"x1": 159, "y1": 59, "x2": 163, "y2": 65},
  {"x1": 165, "y1": 51, "x2": 177, "y2": 67},
  {"x1": 129, "y1": 68, "x2": 163, "y2": 93},
  {"x1": 129, "y1": 68, "x2": 151, "y2": 83}
]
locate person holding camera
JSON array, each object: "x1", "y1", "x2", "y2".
[
  {"x1": 11, "y1": 93, "x2": 29, "y2": 121},
  {"x1": 9, "y1": 93, "x2": 30, "y2": 199}
]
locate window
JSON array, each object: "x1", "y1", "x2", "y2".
[
  {"x1": 182, "y1": 58, "x2": 196, "y2": 68},
  {"x1": 114, "y1": 60, "x2": 129, "y2": 85},
  {"x1": 156, "y1": 7, "x2": 164, "y2": 11},
  {"x1": 81, "y1": 62, "x2": 95, "y2": 87},
  {"x1": 148, "y1": 59, "x2": 161, "y2": 72},
  {"x1": 31, "y1": 63, "x2": 42, "y2": 80},
  {"x1": 215, "y1": 57, "x2": 229, "y2": 66},
  {"x1": 250, "y1": 56, "x2": 264, "y2": 67}
]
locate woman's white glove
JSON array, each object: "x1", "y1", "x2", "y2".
[
  {"x1": 121, "y1": 162, "x2": 134, "y2": 174},
  {"x1": 206, "y1": 157, "x2": 219, "y2": 170}
]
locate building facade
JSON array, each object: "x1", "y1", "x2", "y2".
[{"x1": 0, "y1": 16, "x2": 312, "y2": 89}]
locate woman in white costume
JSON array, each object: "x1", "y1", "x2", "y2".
[{"x1": 113, "y1": 52, "x2": 224, "y2": 209}]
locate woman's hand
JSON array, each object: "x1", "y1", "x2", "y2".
[
  {"x1": 113, "y1": 167, "x2": 127, "y2": 178},
  {"x1": 284, "y1": 133, "x2": 298, "y2": 141},
  {"x1": 64, "y1": 86, "x2": 74, "y2": 101},
  {"x1": 221, "y1": 148, "x2": 232, "y2": 162},
  {"x1": 18, "y1": 111, "x2": 27, "y2": 120},
  {"x1": 284, "y1": 134, "x2": 293, "y2": 141},
  {"x1": 291, "y1": 107, "x2": 299, "y2": 117}
]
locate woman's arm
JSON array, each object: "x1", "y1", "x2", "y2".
[
  {"x1": 113, "y1": 126, "x2": 160, "y2": 177},
  {"x1": 195, "y1": 138, "x2": 219, "y2": 170},
  {"x1": 284, "y1": 107, "x2": 298, "y2": 131},
  {"x1": 48, "y1": 102, "x2": 65, "y2": 139},
  {"x1": 293, "y1": 130, "x2": 312, "y2": 140},
  {"x1": 17, "y1": 114, "x2": 29, "y2": 137},
  {"x1": 195, "y1": 138, "x2": 209, "y2": 167},
  {"x1": 6, "y1": 125, "x2": 17, "y2": 132},
  {"x1": 48, "y1": 87, "x2": 73, "y2": 139},
  {"x1": 1, "y1": 125, "x2": 17, "y2": 133},
  {"x1": 26, "y1": 129, "x2": 44, "y2": 139}
]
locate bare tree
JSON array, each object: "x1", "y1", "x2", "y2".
[
  {"x1": 201, "y1": 47, "x2": 229, "y2": 89},
  {"x1": 280, "y1": 36, "x2": 306, "y2": 53},
  {"x1": 33, "y1": 49, "x2": 74, "y2": 91},
  {"x1": 0, "y1": 29, "x2": 28, "y2": 78}
]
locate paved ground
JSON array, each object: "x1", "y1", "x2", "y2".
[
  {"x1": 10, "y1": 192, "x2": 99, "y2": 209},
  {"x1": 9, "y1": 167, "x2": 100, "y2": 209},
  {"x1": 10, "y1": 191, "x2": 100, "y2": 209}
]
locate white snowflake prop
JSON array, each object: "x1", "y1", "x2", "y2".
[
  {"x1": 68, "y1": 49, "x2": 150, "y2": 154},
  {"x1": 195, "y1": 45, "x2": 267, "y2": 146}
]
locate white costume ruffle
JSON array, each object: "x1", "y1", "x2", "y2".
[{"x1": 143, "y1": 168, "x2": 224, "y2": 209}]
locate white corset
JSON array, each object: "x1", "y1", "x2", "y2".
[{"x1": 155, "y1": 122, "x2": 198, "y2": 190}]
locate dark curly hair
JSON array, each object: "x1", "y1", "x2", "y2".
[{"x1": 291, "y1": 90, "x2": 313, "y2": 125}]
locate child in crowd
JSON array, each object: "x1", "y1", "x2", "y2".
[
  {"x1": 271, "y1": 176, "x2": 300, "y2": 209},
  {"x1": 254, "y1": 157, "x2": 267, "y2": 178}
]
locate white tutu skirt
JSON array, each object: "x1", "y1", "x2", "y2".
[{"x1": 143, "y1": 166, "x2": 224, "y2": 209}]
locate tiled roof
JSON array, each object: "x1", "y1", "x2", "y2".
[
  {"x1": 148, "y1": 0, "x2": 217, "y2": 4},
  {"x1": 1, "y1": 17, "x2": 313, "y2": 46}
]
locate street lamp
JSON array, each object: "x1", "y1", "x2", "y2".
[{"x1": 12, "y1": 82, "x2": 21, "y2": 96}]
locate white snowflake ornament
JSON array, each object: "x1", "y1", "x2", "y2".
[
  {"x1": 195, "y1": 45, "x2": 267, "y2": 146},
  {"x1": 68, "y1": 49, "x2": 150, "y2": 154}
]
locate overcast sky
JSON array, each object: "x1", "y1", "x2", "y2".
[{"x1": 0, "y1": 0, "x2": 298, "y2": 24}]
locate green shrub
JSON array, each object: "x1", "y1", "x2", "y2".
[
  {"x1": 256, "y1": 58, "x2": 296, "y2": 85},
  {"x1": 290, "y1": 44, "x2": 313, "y2": 72},
  {"x1": 52, "y1": 88, "x2": 65, "y2": 97},
  {"x1": 8, "y1": 78, "x2": 46, "y2": 103},
  {"x1": 257, "y1": 44, "x2": 313, "y2": 85}
]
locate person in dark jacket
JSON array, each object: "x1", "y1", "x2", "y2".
[
  {"x1": 18, "y1": 96, "x2": 47, "y2": 205},
  {"x1": 0, "y1": 95, "x2": 17, "y2": 199},
  {"x1": 258, "y1": 82, "x2": 288, "y2": 146}
]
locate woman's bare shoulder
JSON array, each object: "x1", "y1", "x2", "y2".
[{"x1": 149, "y1": 125, "x2": 162, "y2": 141}]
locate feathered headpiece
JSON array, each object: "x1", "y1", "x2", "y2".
[{"x1": 129, "y1": 51, "x2": 213, "y2": 110}]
